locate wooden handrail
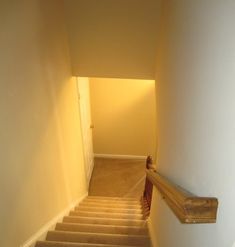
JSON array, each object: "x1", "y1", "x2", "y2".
[{"x1": 146, "y1": 169, "x2": 219, "y2": 224}]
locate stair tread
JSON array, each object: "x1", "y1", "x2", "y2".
[
  {"x1": 79, "y1": 202, "x2": 142, "y2": 209},
  {"x1": 56, "y1": 222, "x2": 148, "y2": 230},
  {"x1": 87, "y1": 196, "x2": 140, "y2": 201},
  {"x1": 48, "y1": 230, "x2": 149, "y2": 238},
  {"x1": 63, "y1": 215, "x2": 145, "y2": 221},
  {"x1": 69, "y1": 210, "x2": 144, "y2": 220},
  {"x1": 75, "y1": 205, "x2": 142, "y2": 210},
  {"x1": 56, "y1": 223, "x2": 148, "y2": 231},
  {"x1": 76, "y1": 206, "x2": 142, "y2": 212},
  {"x1": 36, "y1": 241, "x2": 137, "y2": 247},
  {"x1": 73, "y1": 210, "x2": 143, "y2": 216},
  {"x1": 83, "y1": 199, "x2": 140, "y2": 204},
  {"x1": 63, "y1": 216, "x2": 146, "y2": 224},
  {"x1": 55, "y1": 222, "x2": 148, "y2": 235},
  {"x1": 46, "y1": 230, "x2": 150, "y2": 246}
]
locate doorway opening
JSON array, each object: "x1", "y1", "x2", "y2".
[{"x1": 77, "y1": 77, "x2": 156, "y2": 197}]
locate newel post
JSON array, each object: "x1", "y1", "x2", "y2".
[{"x1": 143, "y1": 156, "x2": 154, "y2": 212}]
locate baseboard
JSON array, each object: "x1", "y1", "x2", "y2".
[
  {"x1": 147, "y1": 218, "x2": 159, "y2": 247},
  {"x1": 21, "y1": 192, "x2": 88, "y2": 247},
  {"x1": 94, "y1": 153, "x2": 147, "y2": 160}
]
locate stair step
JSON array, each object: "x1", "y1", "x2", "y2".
[
  {"x1": 79, "y1": 202, "x2": 142, "y2": 209},
  {"x1": 35, "y1": 196, "x2": 150, "y2": 247},
  {"x1": 75, "y1": 206, "x2": 142, "y2": 214},
  {"x1": 63, "y1": 216, "x2": 147, "y2": 227},
  {"x1": 83, "y1": 198, "x2": 140, "y2": 205},
  {"x1": 69, "y1": 211, "x2": 144, "y2": 220},
  {"x1": 46, "y1": 230, "x2": 150, "y2": 246},
  {"x1": 36, "y1": 241, "x2": 135, "y2": 247},
  {"x1": 55, "y1": 223, "x2": 148, "y2": 235},
  {"x1": 87, "y1": 196, "x2": 140, "y2": 201}
]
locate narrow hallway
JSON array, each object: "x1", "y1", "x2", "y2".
[{"x1": 3, "y1": 1, "x2": 235, "y2": 247}]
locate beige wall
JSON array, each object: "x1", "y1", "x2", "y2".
[
  {"x1": 0, "y1": 1, "x2": 87, "y2": 246},
  {"x1": 64, "y1": 0, "x2": 161, "y2": 79},
  {"x1": 150, "y1": 1, "x2": 235, "y2": 247},
  {"x1": 89, "y1": 78, "x2": 156, "y2": 157}
]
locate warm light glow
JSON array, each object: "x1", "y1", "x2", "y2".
[{"x1": 88, "y1": 77, "x2": 156, "y2": 158}]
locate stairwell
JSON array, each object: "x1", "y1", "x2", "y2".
[{"x1": 35, "y1": 196, "x2": 151, "y2": 247}]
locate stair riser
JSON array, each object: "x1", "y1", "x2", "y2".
[
  {"x1": 69, "y1": 211, "x2": 144, "y2": 220},
  {"x1": 63, "y1": 216, "x2": 147, "y2": 227},
  {"x1": 46, "y1": 231, "x2": 150, "y2": 246},
  {"x1": 75, "y1": 206, "x2": 142, "y2": 214},
  {"x1": 55, "y1": 223, "x2": 148, "y2": 235}
]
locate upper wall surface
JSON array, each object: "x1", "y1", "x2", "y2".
[
  {"x1": 150, "y1": 1, "x2": 235, "y2": 247},
  {"x1": 64, "y1": 0, "x2": 161, "y2": 79},
  {"x1": 0, "y1": 1, "x2": 87, "y2": 246}
]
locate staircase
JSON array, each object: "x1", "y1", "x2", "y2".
[{"x1": 35, "y1": 196, "x2": 151, "y2": 247}]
